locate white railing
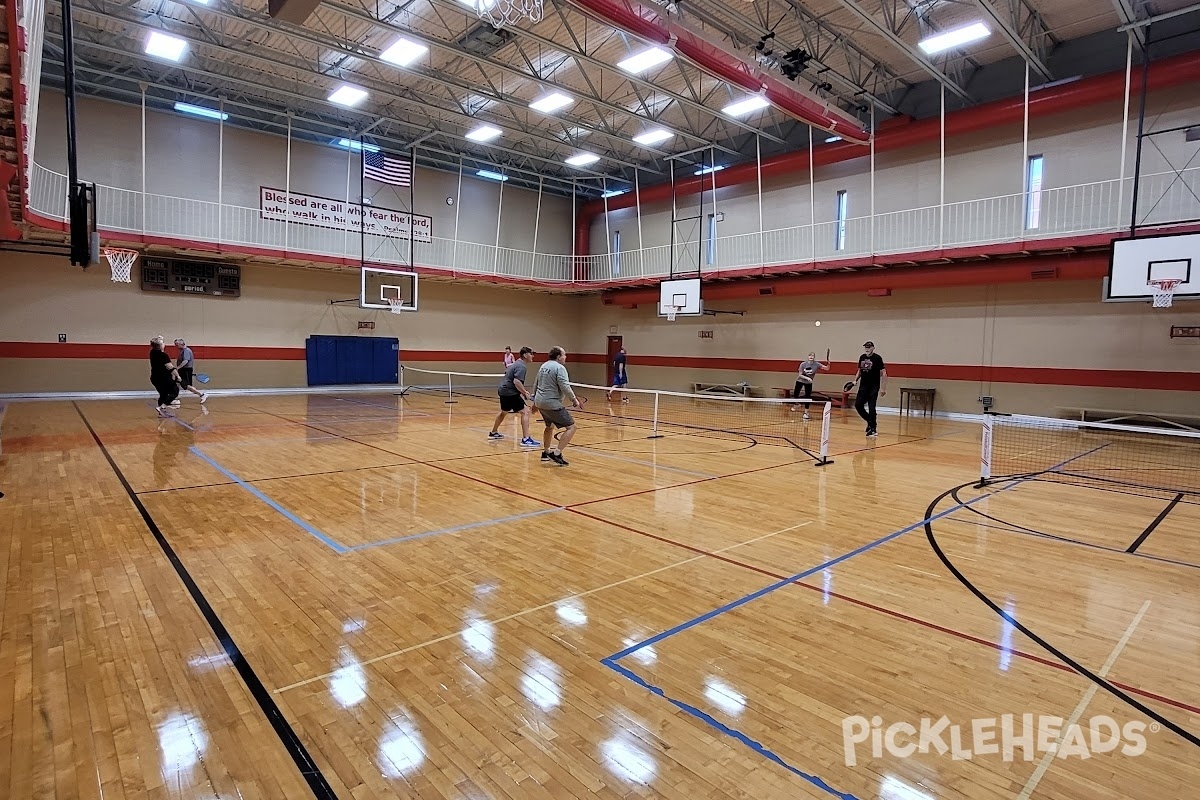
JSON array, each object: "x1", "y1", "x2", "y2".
[{"x1": 25, "y1": 161, "x2": 1200, "y2": 285}]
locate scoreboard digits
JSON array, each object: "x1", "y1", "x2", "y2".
[{"x1": 140, "y1": 257, "x2": 241, "y2": 297}]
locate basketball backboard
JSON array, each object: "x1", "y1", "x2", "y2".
[
  {"x1": 1106, "y1": 231, "x2": 1199, "y2": 303},
  {"x1": 658, "y1": 277, "x2": 703, "y2": 318},
  {"x1": 361, "y1": 266, "x2": 418, "y2": 311}
]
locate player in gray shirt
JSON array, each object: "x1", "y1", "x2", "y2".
[
  {"x1": 532, "y1": 346, "x2": 582, "y2": 466},
  {"x1": 488, "y1": 346, "x2": 539, "y2": 448},
  {"x1": 173, "y1": 338, "x2": 207, "y2": 404}
]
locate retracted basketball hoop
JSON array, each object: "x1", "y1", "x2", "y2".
[
  {"x1": 1149, "y1": 279, "x2": 1181, "y2": 308},
  {"x1": 102, "y1": 248, "x2": 138, "y2": 283},
  {"x1": 475, "y1": 0, "x2": 542, "y2": 28}
]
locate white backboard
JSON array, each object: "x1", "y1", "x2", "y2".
[
  {"x1": 361, "y1": 266, "x2": 419, "y2": 311},
  {"x1": 658, "y1": 277, "x2": 703, "y2": 317},
  {"x1": 1106, "y1": 232, "x2": 1199, "y2": 302}
]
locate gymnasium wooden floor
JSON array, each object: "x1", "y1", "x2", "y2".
[{"x1": 1, "y1": 390, "x2": 1197, "y2": 799}]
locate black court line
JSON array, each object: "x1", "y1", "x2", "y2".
[
  {"x1": 73, "y1": 402, "x2": 339, "y2": 800},
  {"x1": 925, "y1": 480, "x2": 1200, "y2": 749},
  {"x1": 1127, "y1": 493, "x2": 1185, "y2": 553}
]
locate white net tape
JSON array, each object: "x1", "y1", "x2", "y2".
[
  {"x1": 477, "y1": 0, "x2": 543, "y2": 27},
  {"x1": 1150, "y1": 280, "x2": 1180, "y2": 308},
  {"x1": 103, "y1": 248, "x2": 138, "y2": 283}
]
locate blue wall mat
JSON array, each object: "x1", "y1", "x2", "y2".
[{"x1": 306, "y1": 335, "x2": 399, "y2": 385}]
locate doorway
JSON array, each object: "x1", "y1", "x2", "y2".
[{"x1": 605, "y1": 335, "x2": 623, "y2": 386}]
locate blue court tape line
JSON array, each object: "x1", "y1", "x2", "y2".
[
  {"x1": 602, "y1": 658, "x2": 859, "y2": 800},
  {"x1": 348, "y1": 507, "x2": 564, "y2": 551},
  {"x1": 609, "y1": 442, "x2": 1109, "y2": 662},
  {"x1": 187, "y1": 446, "x2": 349, "y2": 554}
]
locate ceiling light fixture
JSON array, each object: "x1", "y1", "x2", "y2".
[
  {"x1": 617, "y1": 47, "x2": 673, "y2": 75},
  {"x1": 144, "y1": 31, "x2": 188, "y2": 62},
  {"x1": 565, "y1": 152, "x2": 600, "y2": 167},
  {"x1": 173, "y1": 102, "x2": 227, "y2": 121},
  {"x1": 379, "y1": 38, "x2": 428, "y2": 67},
  {"x1": 328, "y1": 85, "x2": 369, "y2": 108},
  {"x1": 632, "y1": 129, "x2": 672, "y2": 146},
  {"x1": 465, "y1": 124, "x2": 503, "y2": 142},
  {"x1": 476, "y1": 170, "x2": 509, "y2": 182},
  {"x1": 529, "y1": 92, "x2": 574, "y2": 113},
  {"x1": 721, "y1": 96, "x2": 770, "y2": 118},
  {"x1": 918, "y1": 22, "x2": 990, "y2": 55}
]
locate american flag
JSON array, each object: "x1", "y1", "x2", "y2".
[{"x1": 363, "y1": 150, "x2": 412, "y2": 187}]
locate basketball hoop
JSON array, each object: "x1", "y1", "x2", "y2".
[
  {"x1": 387, "y1": 298, "x2": 406, "y2": 315},
  {"x1": 1149, "y1": 279, "x2": 1181, "y2": 308},
  {"x1": 102, "y1": 248, "x2": 138, "y2": 283},
  {"x1": 666, "y1": 305, "x2": 682, "y2": 322},
  {"x1": 476, "y1": 0, "x2": 543, "y2": 28}
]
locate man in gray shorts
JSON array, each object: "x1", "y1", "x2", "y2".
[{"x1": 532, "y1": 346, "x2": 582, "y2": 466}]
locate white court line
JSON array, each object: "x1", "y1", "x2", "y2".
[
  {"x1": 1015, "y1": 600, "x2": 1152, "y2": 800},
  {"x1": 274, "y1": 520, "x2": 813, "y2": 694}
]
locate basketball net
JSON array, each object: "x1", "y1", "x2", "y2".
[
  {"x1": 1149, "y1": 279, "x2": 1181, "y2": 309},
  {"x1": 666, "y1": 305, "x2": 681, "y2": 322},
  {"x1": 387, "y1": 298, "x2": 406, "y2": 315},
  {"x1": 102, "y1": 248, "x2": 138, "y2": 283},
  {"x1": 476, "y1": 0, "x2": 543, "y2": 28}
]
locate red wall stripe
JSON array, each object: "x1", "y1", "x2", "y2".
[{"x1": 1, "y1": 342, "x2": 1196, "y2": 391}]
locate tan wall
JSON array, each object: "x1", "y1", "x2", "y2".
[
  {"x1": 578, "y1": 281, "x2": 1200, "y2": 417},
  {"x1": 0, "y1": 253, "x2": 584, "y2": 393},
  {"x1": 34, "y1": 93, "x2": 574, "y2": 254}
]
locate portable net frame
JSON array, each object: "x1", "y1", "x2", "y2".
[
  {"x1": 398, "y1": 368, "x2": 833, "y2": 463},
  {"x1": 978, "y1": 412, "x2": 1200, "y2": 496},
  {"x1": 1149, "y1": 279, "x2": 1181, "y2": 308},
  {"x1": 102, "y1": 248, "x2": 138, "y2": 283}
]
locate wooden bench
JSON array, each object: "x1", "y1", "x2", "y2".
[
  {"x1": 775, "y1": 386, "x2": 855, "y2": 409},
  {"x1": 1059, "y1": 407, "x2": 1200, "y2": 432},
  {"x1": 694, "y1": 383, "x2": 757, "y2": 396}
]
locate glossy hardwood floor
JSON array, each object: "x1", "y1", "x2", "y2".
[{"x1": 1, "y1": 391, "x2": 1196, "y2": 799}]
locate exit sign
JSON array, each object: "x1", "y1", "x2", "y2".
[{"x1": 698, "y1": 330, "x2": 714, "y2": 339}]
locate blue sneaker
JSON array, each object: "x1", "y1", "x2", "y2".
[
  {"x1": 520, "y1": 437, "x2": 540, "y2": 448},
  {"x1": 488, "y1": 431, "x2": 504, "y2": 440}
]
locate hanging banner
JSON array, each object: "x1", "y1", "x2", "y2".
[{"x1": 259, "y1": 187, "x2": 432, "y2": 243}]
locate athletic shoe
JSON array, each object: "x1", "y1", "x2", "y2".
[
  {"x1": 156, "y1": 405, "x2": 173, "y2": 417},
  {"x1": 199, "y1": 393, "x2": 208, "y2": 404},
  {"x1": 867, "y1": 429, "x2": 877, "y2": 437},
  {"x1": 170, "y1": 400, "x2": 181, "y2": 407},
  {"x1": 549, "y1": 452, "x2": 569, "y2": 466},
  {"x1": 488, "y1": 431, "x2": 504, "y2": 440},
  {"x1": 541, "y1": 451, "x2": 552, "y2": 460},
  {"x1": 520, "y1": 437, "x2": 541, "y2": 448},
  {"x1": 802, "y1": 412, "x2": 810, "y2": 420}
]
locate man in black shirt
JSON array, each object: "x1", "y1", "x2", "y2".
[
  {"x1": 852, "y1": 341, "x2": 887, "y2": 437},
  {"x1": 149, "y1": 335, "x2": 181, "y2": 416}
]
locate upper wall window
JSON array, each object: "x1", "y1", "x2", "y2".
[
  {"x1": 707, "y1": 213, "x2": 717, "y2": 265},
  {"x1": 612, "y1": 230, "x2": 621, "y2": 276},
  {"x1": 835, "y1": 190, "x2": 849, "y2": 251},
  {"x1": 1025, "y1": 155, "x2": 1044, "y2": 230}
]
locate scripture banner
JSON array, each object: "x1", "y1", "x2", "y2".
[{"x1": 260, "y1": 187, "x2": 433, "y2": 243}]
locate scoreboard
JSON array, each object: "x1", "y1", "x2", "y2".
[{"x1": 140, "y1": 257, "x2": 241, "y2": 297}]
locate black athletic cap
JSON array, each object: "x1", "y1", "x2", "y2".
[
  {"x1": 863, "y1": 341, "x2": 875, "y2": 348},
  {"x1": 519, "y1": 346, "x2": 534, "y2": 356}
]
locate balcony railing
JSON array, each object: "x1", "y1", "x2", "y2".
[{"x1": 25, "y1": 161, "x2": 1200, "y2": 285}]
